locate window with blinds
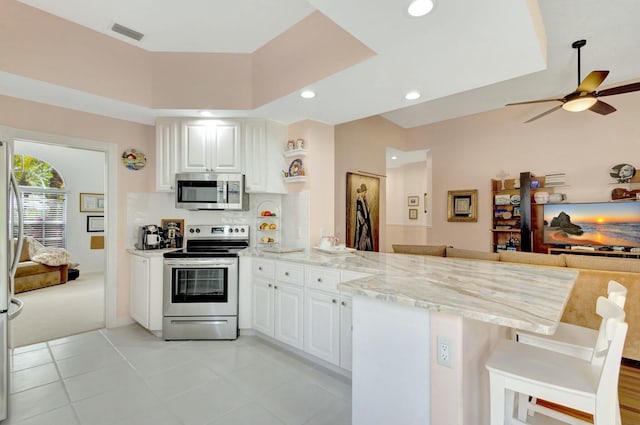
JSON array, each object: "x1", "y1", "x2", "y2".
[
  {"x1": 13, "y1": 154, "x2": 67, "y2": 249},
  {"x1": 20, "y1": 189, "x2": 67, "y2": 248}
]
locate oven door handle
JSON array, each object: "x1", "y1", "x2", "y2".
[{"x1": 164, "y1": 259, "x2": 237, "y2": 267}]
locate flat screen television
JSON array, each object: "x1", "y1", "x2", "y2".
[{"x1": 543, "y1": 202, "x2": 640, "y2": 248}]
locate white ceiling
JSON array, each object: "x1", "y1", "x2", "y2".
[{"x1": 7, "y1": 0, "x2": 640, "y2": 128}]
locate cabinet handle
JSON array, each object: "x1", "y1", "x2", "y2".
[
  {"x1": 317, "y1": 278, "x2": 323, "y2": 283},
  {"x1": 285, "y1": 272, "x2": 289, "y2": 276},
  {"x1": 332, "y1": 299, "x2": 337, "y2": 304},
  {"x1": 268, "y1": 283, "x2": 272, "y2": 287},
  {"x1": 258, "y1": 266, "x2": 262, "y2": 271},
  {"x1": 274, "y1": 285, "x2": 278, "y2": 290},
  {"x1": 341, "y1": 301, "x2": 346, "y2": 306}
]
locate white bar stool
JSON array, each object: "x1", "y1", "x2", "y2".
[
  {"x1": 485, "y1": 296, "x2": 627, "y2": 425},
  {"x1": 515, "y1": 280, "x2": 626, "y2": 422},
  {"x1": 515, "y1": 280, "x2": 627, "y2": 360}
]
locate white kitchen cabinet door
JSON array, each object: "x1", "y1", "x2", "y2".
[
  {"x1": 180, "y1": 120, "x2": 210, "y2": 172},
  {"x1": 304, "y1": 289, "x2": 340, "y2": 365},
  {"x1": 130, "y1": 254, "x2": 150, "y2": 329},
  {"x1": 129, "y1": 254, "x2": 163, "y2": 332},
  {"x1": 339, "y1": 295, "x2": 353, "y2": 371},
  {"x1": 155, "y1": 120, "x2": 179, "y2": 192},
  {"x1": 243, "y1": 120, "x2": 268, "y2": 193},
  {"x1": 252, "y1": 278, "x2": 275, "y2": 337},
  {"x1": 212, "y1": 120, "x2": 242, "y2": 172},
  {"x1": 243, "y1": 119, "x2": 286, "y2": 194},
  {"x1": 274, "y1": 282, "x2": 304, "y2": 349}
]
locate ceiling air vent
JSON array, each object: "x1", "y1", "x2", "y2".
[{"x1": 111, "y1": 23, "x2": 144, "y2": 41}]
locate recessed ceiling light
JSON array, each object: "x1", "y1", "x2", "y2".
[
  {"x1": 301, "y1": 90, "x2": 316, "y2": 99},
  {"x1": 408, "y1": 0, "x2": 434, "y2": 17},
  {"x1": 199, "y1": 111, "x2": 214, "y2": 117},
  {"x1": 391, "y1": 156, "x2": 398, "y2": 160},
  {"x1": 405, "y1": 91, "x2": 421, "y2": 100}
]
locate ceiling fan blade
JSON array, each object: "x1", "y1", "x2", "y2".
[
  {"x1": 576, "y1": 70, "x2": 609, "y2": 92},
  {"x1": 596, "y1": 81, "x2": 640, "y2": 97},
  {"x1": 589, "y1": 100, "x2": 617, "y2": 115},
  {"x1": 506, "y1": 98, "x2": 563, "y2": 106},
  {"x1": 524, "y1": 104, "x2": 563, "y2": 123}
]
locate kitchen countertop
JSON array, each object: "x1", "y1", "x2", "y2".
[
  {"x1": 243, "y1": 248, "x2": 578, "y2": 334},
  {"x1": 126, "y1": 248, "x2": 178, "y2": 258}
]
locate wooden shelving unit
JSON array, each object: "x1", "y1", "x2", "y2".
[{"x1": 491, "y1": 172, "x2": 559, "y2": 253}]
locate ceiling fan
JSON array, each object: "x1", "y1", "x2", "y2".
[{"x1": 507, "y1": 39, "x2": 640, "y2": 123}]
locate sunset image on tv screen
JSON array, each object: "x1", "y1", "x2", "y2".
[{"x1": 543, "y1": 202, "x2": 640, "y2": 247}]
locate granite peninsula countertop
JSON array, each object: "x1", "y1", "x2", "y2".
[{"x1": 243, "y1": 249, "x2": 579, "y2": 334}]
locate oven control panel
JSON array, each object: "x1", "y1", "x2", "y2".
[{"x1": 186, "y1": 225, "x2": 249, "y2": 239}]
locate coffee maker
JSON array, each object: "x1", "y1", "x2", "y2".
[{"x1": 135, "y1": 225, "x2": 163, "y2": 250}]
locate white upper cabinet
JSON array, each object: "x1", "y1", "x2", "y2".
[
  {"x1": 155, "y1": 118, "x2": 285, "y2": 193},
  {"x1": 212, "y1": 121, "x2": 242, "y2": 172},
  {"x1": 180, "y1": 120, "x2": 209, "y2": 172},
  {"x1": 155, "y1": 119, "x2": 179, "y2": 192},
  {"x1": 180, "y1": 119, "x2": 242, "y2": 173},
  {"x1": 243, "y1": 119, "x2": 286, "y2": 194}
]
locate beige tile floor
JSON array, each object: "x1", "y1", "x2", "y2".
[{"x1": 6, "y1": 324, "x2": 351, "y2": 425}]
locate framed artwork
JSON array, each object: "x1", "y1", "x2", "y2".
[
  {"x1": 80, "y1": 193, "x2": 104, "y2": 212},
  {"x1": 409, "y1": 208, "x2": 418, "y2": 220},
  {"x1": 447, "y1": 189, "x2": 478, "y2": 222},
  {"x1": 86, "y1": 215, "x2": 104, "y2": 232},
  {"x1": 160, "y1": 218, "x2": 185, "y2": 248},
  {"x1": 160, "y1": 218, "x2": 185, "y2": 234},
  {"x1": 408, "y1": 196, "x2": 419, "y2": 206},
  {"x1": 513, "y1": 206, "x2": 521, "y2": 217},
  {"x1": 346, "y1": 172, "x2": 380, "y2": 252}
]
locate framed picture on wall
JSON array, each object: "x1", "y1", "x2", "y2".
[
  {"x1": 409, "y1": 209, "x2": 418, "y2": 220},
  {"x1": 80, "y1": 193, "x2": 104, "y2": 212},
  {"x1": 447, "y1": 189, "x2": 478, "y2": 222},
  {"x1": 86, "y1": 215, "x2": 104, "y2": 232},
  {"x1": 408, "y1": 196, "x2": 419, "y2": 206}
]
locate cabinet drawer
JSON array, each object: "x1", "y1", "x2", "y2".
[
  {"x1": 306, "y1": 266, "x2": 341, "y2": 294},
  {"x1": 275, "y1": 261, "x2": 304, "y2": 285},
  {"x1": 253, "y1": 259, "x2": 275, "y2": 279}
]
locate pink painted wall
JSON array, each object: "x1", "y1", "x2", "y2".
[
  {"x1": 151, "y1": 53, "x2": 253, "y2": 109},
  {"x1": 407, "y1": 91, "x2": 640, "y2": 251},
  {"x1": 1, "y1": 1, "x2": 373, "y2": 111},
  {"x1": 252, "y1": 11, "x2": 375, "y2": 107},
  {"x1": 288, "y1": 120, "x2": 335, "y2": 247},
  {"x1": 0, "y1": 0, "x2": 152, "y2": 106},
  {"x1": 0, "y1": 94, "x2": 155, "y2": 319},
  {"x1": 335, "y1": 115, "x2": 408, "y2": 251}
]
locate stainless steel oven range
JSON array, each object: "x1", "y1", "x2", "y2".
[{"x1": 162, "y1": 224, "x2": 249, "y2": 340}]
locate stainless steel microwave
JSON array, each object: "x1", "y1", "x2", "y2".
[{"x1": 175, "y1": 173, "x2": 249, "y2": 210}]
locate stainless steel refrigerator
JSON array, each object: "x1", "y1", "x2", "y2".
[{"x1": 0, "y1": 139, "x2": 24, "y2": 421}]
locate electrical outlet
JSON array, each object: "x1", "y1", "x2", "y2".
[{"x1": 437, "y1": 336, "x2": 452, "y2": 368}]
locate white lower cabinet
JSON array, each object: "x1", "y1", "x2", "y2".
[
  {"x1": 252, "y1": 277, "x2": 275, "y2": 336},
  {"x1": 251, "y1": 263, "x2": 304, "y2": 350},
  {"x1": 273, "y1": 282, "x2": 304, "y2": 349},
  {"x1": 304, "y1": 289, "x2": 340, "y2": 365},
  {"x1": 339, "y1": 295, "x2": 353, "y2": 371},
  {"x1": 129, "y1": 253, "x2": 163, "y2": 331},
  {"x1": 250, "y1": 259, "x2": 367, "y2": 371}
]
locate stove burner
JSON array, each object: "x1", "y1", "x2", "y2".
[{"x1": 163, "y1": 224, "x2": 249, "y2": 259}]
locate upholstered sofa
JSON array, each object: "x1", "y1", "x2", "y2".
[
  {"x1": 14, "y1": 238, "x2": 69, "y2": 293},
  {"x1": 391, "y1": 244, "x2": 640, "y2": 361}
]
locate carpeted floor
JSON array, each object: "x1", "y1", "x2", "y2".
[{"x1": 10, "y1": 271, "x2": 105, "y2": 347}]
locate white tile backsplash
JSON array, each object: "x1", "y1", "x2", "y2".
[{"x1": 127, "y1": 192, "x2": 287, "y2": 248}]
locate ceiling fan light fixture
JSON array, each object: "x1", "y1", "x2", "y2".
[
  {"x1": 407, "y1": 0, "x2": 434, "y2": 17},
  {"x1": 562, "y1": 95, "x2": 597, "y2": 112}
]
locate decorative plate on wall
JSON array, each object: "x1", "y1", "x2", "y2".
[
  {"x1": 122, "y1": 148, "x2": 146, "y2": 170},
  {"x1": 609, "y1": 163, "x2": 636, "y2": 183},
  {"x1": 288, "y1": 158, "x2": 304, "y2": 177}
]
